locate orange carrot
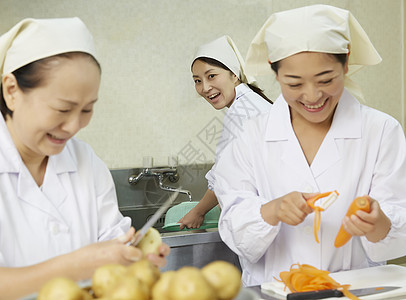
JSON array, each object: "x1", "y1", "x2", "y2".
[
  {"x1": 277, "y1": 263, "x2": 360, "y2": 300},
  {"x1": 334, "y1": 196, "x2": 371, "y2": 248}
]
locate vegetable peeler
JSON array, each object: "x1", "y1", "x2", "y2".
[
  {"x1": 307, "y1": 190, "x2": 339, "y2": 243},
  {"x1": 307, "y1": 190, "x2": 339, "y2": 211}
]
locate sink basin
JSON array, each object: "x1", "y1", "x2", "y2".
[{"x1": 162, "y1": 201, "x2": 220, "y2": 232}]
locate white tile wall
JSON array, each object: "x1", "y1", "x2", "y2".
[{"x1": 0, "y1": 0, "x2": 404, "y2": 168}]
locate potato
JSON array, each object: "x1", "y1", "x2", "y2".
[
  {"x1": 151, "y1": 270, "x2": 175, "y2": 300},
  {"x1": 126, "y1": 258, "x2": 161, "y2": 289},
  {"x1": 80, "y1": 289, "x2": 93, "y2": 300},
  {"x1": 202, "y1": 261, "x2": 242, "y2": 300},
  {"x1": 37, "y1": 277, "x2": 84, "y2": 300},
  {"x1": 169, "y1": 266, "x2": 217, "y2": 300},
  {"x1": 91, "y1": 263, "x2": 127, "y2": 298},
  {"x1": 137, "y1": 227, "x2": 162, "y2": 255},
  {"x1": 104, "y1": 275, "x2": 149, "y2": 300}
]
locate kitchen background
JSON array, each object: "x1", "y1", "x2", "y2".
[{"x1": 1, "y1": 0, "x2": 404, "y2": 170}]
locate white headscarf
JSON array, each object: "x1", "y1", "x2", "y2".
[
  {"x1": 0, "y1": 17, "x2": 97, "y2": 76},
  {"x1": 192, "y1": 35, "x2": 257, "y2": 86},
  {"x1": 245, "y1": 4, "x2": 382, "y2": 101}
]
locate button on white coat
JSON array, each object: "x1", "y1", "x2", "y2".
[{"x1": 50, "y1": 223, "x2": 59, "y2": 235}]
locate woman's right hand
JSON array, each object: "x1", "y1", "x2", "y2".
[
  {"x1": 72, "y1": 227, "x2": 169, "y2": 280},
  {"x1": 0, "y1": 228, "x2": 169, "y2": 299},
  {"x1": 178, "y1": 208, "x2": 205, "y2": 230},
  {"x1": 261, "y1": 192, "x2": 315, "y2": 226},
  {"x1": 71, "y1": 227, "x2": 142, "y2": 280}
]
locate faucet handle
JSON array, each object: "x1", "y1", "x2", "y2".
[
  {"x1": 128, "y1": 172, "x2": 144, "y2": 185},
  {"x1": 151, "y1": 167, "x2": 179, "y2": 183},
  {"x1": 128, "y1": 166, "x2": 179, "y2": 185},
  {"x1": 167, "y1": 172, "x2": 179, "y2": 183},
  {"x1": 148, "y1": 167, "x2": 177, "y2": 175}
]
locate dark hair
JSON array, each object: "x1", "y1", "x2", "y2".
[
  {"x1": 1, "y1": 52, "x2": 100, "y2": 119},
  {"x1": 192, "y1": 57, "x2": 273, "y2": 104},
  {"x1": 270, "y1": 53, "x2": 348, "y2": 74}
]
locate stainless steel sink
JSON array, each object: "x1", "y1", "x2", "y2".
[
  {"x1": 160, "y1": 229, "x2": 241, "y2": 272},
  {"x1": 110, "y1": 167, "x2": 240, "y2": 272},
  {"x1": 111, "y1": 167, "x2": 208, "y2": 232}
]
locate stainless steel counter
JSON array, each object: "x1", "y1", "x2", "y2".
[
  {"x1": 161, "y1": 230, "x2": 222, "y2": 246},
  {"x1": 160, "y1": 230, "x2": 241, "y2": 272}
]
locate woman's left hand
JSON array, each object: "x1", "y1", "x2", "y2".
[
  {"x1": 178, "y1": 208, "x2": 205, "y2": 230},
  {"x1": 341, "y1": 197, "x2": 391, "y2": 243}
]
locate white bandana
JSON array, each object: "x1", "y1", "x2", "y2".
[
  {"x1": 192, "y1": 35, "x2": 257, "y2": 86},
  {"x1": 245, "y1": 4, "x2": 381, "y2": 77},
  {"x1": 0, "y1": 17, "x2": 97, "y2": 76}
]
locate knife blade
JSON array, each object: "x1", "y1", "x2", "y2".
[
  {"x1": 287, "y1": 286, "x2": 400, "y2": 300},
  {"x1": 130, "y1": 190, "x2": 179, "y2": 247}
]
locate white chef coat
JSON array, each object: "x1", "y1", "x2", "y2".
[
  {"x1": 0, "y1": 116, "x2": 131, "y2": 267},
  {"x1": 206, "y1": 83, "x2": 272, "y2": 190},
  {"x1": 214, "y1": 89, "x2": 406, "y2": 286}
]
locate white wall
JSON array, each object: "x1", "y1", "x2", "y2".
[
  {"x1": 404, "y1": 0, "x2": 406, "y2": 130},
  {"x1": 1, "y1": 0, "x2": 404, "y2": 168}
]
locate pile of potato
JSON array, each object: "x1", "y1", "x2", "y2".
[
  {"x1": 37, "y1": 228, "x2": 242, "y2": 300},
  {"x1": 37, "y1": 259, "x2": 241, "y2": 300}
]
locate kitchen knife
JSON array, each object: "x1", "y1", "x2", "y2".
[
  {"x1": 287, "y1": 286, "x2": 399, "y2": 300},
  {"x1": 130, "y1": 190, "x2": 179, "y2": 247}
]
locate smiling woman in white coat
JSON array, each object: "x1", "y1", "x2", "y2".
[
  {"x1": 0, "y1": 18, "x2": 169, "y2": 299},
  {"x1": 179, "y1": 35, "x2": 272, "y2": 230},
  {"x1": 213, "y1": 4, "x2": 406, "y2": 287}
]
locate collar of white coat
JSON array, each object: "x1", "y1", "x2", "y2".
[
  {"x1": 264, "y1": 88, "x2": 362, "y2": 141},
  {"x1": 0, "y1": 116, "x2": 77, "y2": 174},
  {"x1": 226, "y1": 83, "x2": 251, "y2": 111},
  {"x1": 234, "y1": 83, "x2": 251, "y2": 101}
]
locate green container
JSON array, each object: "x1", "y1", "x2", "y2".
[{"x1": 162, "y1": 201, "x2": 220, "y2": 231}]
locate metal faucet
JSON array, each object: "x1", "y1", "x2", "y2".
[{"x1": 128, "y1": 167, "x2": 192, "y2": 201}]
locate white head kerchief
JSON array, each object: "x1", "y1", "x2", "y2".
[
  {"x1": 0, "y1": 17, "x2": 97, "y2": 76},
  {"x1": 192, "y1": 35, "x2": 257, "y2": 86},
  {"x1": 245, "y1": 5, "x2": 382, "y2": 101}
]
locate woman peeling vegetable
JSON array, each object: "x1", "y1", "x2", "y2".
[
  {"x1": 213, "y1": 4, "x2": 406, "y2": 287},
  {"x1": 0, "y1": 18, "x2": 170, "y2": 299}
]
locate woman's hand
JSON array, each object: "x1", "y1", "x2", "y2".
[
  {"x1": 0, "y1": 227, "x2": 171, "y2": 299},
  {"x1": 341, "y1": 197, "x2": 391, "y2": 243},
  {"x1": 261, "y1": 192, "x2": 316, "y2": 226},
  {"x1": 178, "y1": 208, "x2": 205, "y2": 230},
  {"x1": 122, "y1": 227, "x2": 170, "y2": 268},
  {"x1": 178, "y1": 190, "x2": 219, "y2": 230},
  {"x1": 70, "y1": 227, "x2": 142, "y2": 280},
  {"x1": 72, "y1": 227, "x2": 171, "y2": 280},
  {"x1": 145, "y1": 243, "x2": 171, "y2": 268}
]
